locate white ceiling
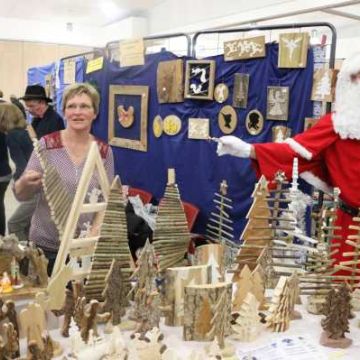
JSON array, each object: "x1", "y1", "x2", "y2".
[{"x1": 0, "y1": 0, "x2": 163, "y2": 26}]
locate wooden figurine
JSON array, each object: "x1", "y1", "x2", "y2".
[
  {"x1": 26, "y1": 336, "x2": 54, "y2": 360},
  {"x1": 1, "y1": 300, "x2": 19, "y2": 342},
  {"x1": 3, "y1": 322, "x2": 20, "y2": 359},
  {"x1": 232, "y1": 265, "x2": 253, "y2": 311},
  {"x1": 183, "y1": 282, "x2": 232, "y2": 341},
  {"x1": 152, "y1": 169, "x2": 191, "y2": 270},
  {"x1": 162, "y1": 264, "x2": 211, "y2": 326},
  {"x1": 74, "y1": 297, "x2": 111, "y2": 343},
  {"x1": 231, "y1": 292, "x2": 261, "y2": 342},
  {"x1": 25, "y1": 245, "x2": 48, "y2": 287},
  {"x1": 85, "y1": 176, "x2": 133, "y2": 302},
  {"x1": 129, "y1": 240, "x2": 160, "y2": 334},
  {"x1": 320, "y1": 284, "x2": 352, "y2": 348},
  {"x1": 266, "y1": 276, "x2": 291, "y2": 332},
  {"x1": 102, "y1": 258, "x2": 127, "y2": 325},
  {"x1": 206, "y1": 180, "x2": 238, "y2": 269}
]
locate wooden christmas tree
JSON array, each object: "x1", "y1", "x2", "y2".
[
  {"x1": 266, "y1": 276, "x2": 291, "y2": 332},
  {"x1": 232, "y1": 292, "x2": 261, "y2": 341},
  {"x1": 251, "y1": 264, "x2": 266, "y2": 309},
  {"x1": 288, "y1": 271, "x2": 302, "y2": 319},
  {"x1": 232, "y1": 265, "x2": 253, "y2": 311},
  {"x1": 152, "y1": 169, "x2": 191, "y2": 270},
  {"x1": 85, "y1": 176, "x2": 133, "y2": 301},
  {"x1": 129, "y1": 240, "x2": 160, "y2": 334},
  {"x1": 102, "y1": 258, "x2": 127, "y2": 326},
  {"x1": 320, "y1": 284, "x2": 352, "y2": 348}
]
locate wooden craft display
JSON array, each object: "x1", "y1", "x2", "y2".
[
  {"x1": 51, "y1": 141, "x2": 110, "y2": 281},
  {"x1": 152, "y1": 169, "x2": 191, "y2": 270},
  {"x1": 163, "y1": 264, "x2": 211, "y2": 326},
  {"x1": 183, "y1": 282, "x2": 232, "y2": 341},
  {"x1": 84, "y1": 176, "x2": 133, "y2": 301}
]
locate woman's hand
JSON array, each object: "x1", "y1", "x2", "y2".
[{"x1": 14, "y1": 170, "x2": 42, "y2": 201}]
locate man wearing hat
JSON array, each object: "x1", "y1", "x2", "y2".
[{"x1": 21, "y1": 84, "x2": 64, "y2": 139}]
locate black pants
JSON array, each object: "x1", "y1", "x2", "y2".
[{"x1": 0, "y1": 181, "x2": 10, "y2": 236}]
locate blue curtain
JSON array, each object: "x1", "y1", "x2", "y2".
[{"x1": 86, "y1": 43, "x2": 314, "y2": 240}]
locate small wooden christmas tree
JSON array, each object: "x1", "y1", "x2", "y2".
[
  {"x1": 232, "y1": 265, "x2": 253, "y2": 311},
  {"x1": 102, "y1": 258, "x2": 127, "y2": 325}
]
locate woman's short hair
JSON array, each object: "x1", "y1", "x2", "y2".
[
  {"x1": 62, "y1": 83, "x2": 100, "y2": 114},
  {"x1": 0, "y1": 103, "x2": 27, "y2": 132}
]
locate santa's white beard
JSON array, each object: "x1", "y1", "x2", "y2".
[{"x1": 333, "y1": 80, "x2": 360, "y2": 139}]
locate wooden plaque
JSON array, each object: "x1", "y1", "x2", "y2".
[
  {"x1": 266, "y1": 86, "x2": 289, "y2": 121},
  {"x1": 245, "y1": 109, "x2": 264, "y2": 136},
  {"x1": 272, "y1": 126, "x2": 291, "y2": 142},
  {"x1": 214, "y1": 83, "x2": 229, "y2": 103},
  {"x1": 157, "y1": 59, "x2": 184, "y2": 103},
  {"x1": 304, "y1": 117, "x2": 319, "y2": 131},
  {"x1": 218, "y1": 105, "x2": 237, "y2": 134},
  {"x1": 233, "y1": 73, "x2": 249, "y2": 108},
  {"x1": 311, "y1": 68, "x2": 338, "y2": 102},
  {"x1": 188, "y1": 118, "x2": 210, "y2": 140},
  {"x1": 278, "y1": 32, "x2": 310, "y2": 68},
  {"x1": 224, "y1": 36, "x2": 266, "y2": 61},
  {"x1": 163, "y1": 115, "x2": 182, "y2": 136}
]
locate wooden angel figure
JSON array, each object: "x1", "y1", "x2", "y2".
[
  {"x1": 320, "y1": 284, "x2": 352, "y2": 348},
  {"x1": 102, "y1": 259, "x2": 127, "y2": 326}
]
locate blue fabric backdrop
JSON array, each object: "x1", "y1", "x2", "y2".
[{"x1": 82, "y1": 43, "x2": 314, "y2": 240}]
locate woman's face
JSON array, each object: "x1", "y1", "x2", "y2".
[{"x1": 64, "y1": 93, "x2": 96, "y2": 132}]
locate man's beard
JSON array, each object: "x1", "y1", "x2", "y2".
[{"x1": 333, "y1": 80, "x2": 360, "y2": 139}]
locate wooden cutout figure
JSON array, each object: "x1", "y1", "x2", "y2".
[
  {"x1": 51, "y1": 141, "x2": 110, "y2": 281},
  {"x1": 278, "y1": 32, "x2": 309, "y2": 68},
  {"x1": 3, "y1": 322, "x2": 20, "y2": 359},
  {"x1": 218, "y1": 105, "x2": 238, "y2": 134},
  {"x1": 311, "y1": 68, "x2": 338, "y2": 102},
  {"x1": 246, "y1": 109, "x2": 264, "y2": 136},
  {"x1": 85, "y1": 176, "x2": 133, "y2": 302},
  {"x1": 74, "y1": 298, "x2": 111, "y2": 343},
  {"x1": 157, "y1": 59, "x2": 184, "y2": 104},
  {"x1": 214, "y1": 83, "x2": 229, "y2": 103},
  {"x1": 185, "y1": 60, "x2": 216, "y2": 100},
  {"x1": 152, "y1": 169, "x2": 190, "y2": 270},
  {"x1": 183, "y1": 282, "x2": 232, "y2": 341},
  {"x1": 231, "y1": 292, "x2": 261, "y2": 342},
  {"x1": 232, "y1": 265, "x2": 254, "y2": 311},
  {"x1": 272, "y1": 126, "x2": 291, "y2": 143},
  {"x1": 188, "y1": 118, "x2": 210, "y2": 140},
  {"x1": 102, "y1": 258, "x2": 127, "y2": 325},
  {"x1": 224, "y1": 36, "x2": 266, "y2": 61},
  {"x1": 27, "y1": 336, "x2": 54, "y2": 360},
  {"x1": 129, "y1": 240, "x2": 161, "y2": 334},
  {"x1": 266, "y1": 276, "x2": 291, "y2": 332},
  {"x1": 117, "y1": 105, "x2": 135, "y2": 128},
  {"x1": 233, "y1": 73, "x2": 249, "y2": 108},
  {"x1": 320, "y1": 284, "x2": 352, "y2": 348},
  {"x1": 267, "y1": 86, "x2": 289, "y2": 121},
  {"x1": 207, "y1": 289, "x2": 232, "y2": 349},
  {"x1": 2, "y1": 300, "x2": 19, "y2": 344}
]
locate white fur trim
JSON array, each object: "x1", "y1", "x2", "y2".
[
  {"x1": 285, "y1": 138, "x2": 313, "y2": 160},
  {"x1": 300, "y1": 171, "x2": 332, "y2": 194}
]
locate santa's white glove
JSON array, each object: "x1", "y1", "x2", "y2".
[{"x1": 216, "y1": 136, "x2": 251, "y2": 158}]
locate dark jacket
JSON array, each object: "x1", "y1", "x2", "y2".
[
  {"x1": 0, "y1": 132, "x2": 11, "y2": 177},
  {"x1": 6, "y1": 128, "x2": 33, "y2": 180},
  {"x1": 31, "y1": 106, "x2": 64, "y2": 139}
]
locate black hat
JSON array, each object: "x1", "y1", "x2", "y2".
[{"x1": 20, "y1": 85, "x2": 52, "y2": 103}]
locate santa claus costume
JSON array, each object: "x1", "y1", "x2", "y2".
[{"x1": 219, "y1": 52, "x2": 360, "y2": 272}]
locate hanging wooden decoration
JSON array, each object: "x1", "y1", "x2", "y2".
[
  {"x1": 117, "y1": 105, "x2": 135, "y2": 128},
  {"x1": 233, "y1": 73, "x2": 249, "y2": 109},
  {"x1": 153, "y1": 115, "x2": 163, "y2": 138},
  {"x1": 245, "y1": 109, "x2": 264, "y2": 136},
  {"x1": 184, "y1": 60, "x2": 216, "y2": 100},
  {"x1": 163, "y1": 115, "x2": 182, "y2": 136},
  {"x1": 224, "y1": 36, "x2": 266, "y2": 61},
  {"x1": 157, "y1": 59, "x2": 184, "y2": 104},
  {"x1": 311, "y1": 68, "x2": 338, "y2": 102},
  {"x1": 218, "y1": 105, "x2": 237, "y2": 134},
  {"x1": 278, "y1": 32, "x2": 310, "y2": 68},
  {"x1": 188, "y1": 118, "x2": 210, "y2": 139},
  {"x1": 266, "y1": 86, "x2": 289, "y2": 121},
  {"x1": 214, "y1": 83, "x2": 229, "y2": 103},
  {"x1": 304, "y1": 117, "x2": 320, "y2": 131},
  {"x1": 272, "y1": 126, "x2": 291, "y2": 142}
]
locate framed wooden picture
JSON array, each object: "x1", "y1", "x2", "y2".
[
  {"x1": 245, "y1": 109, "x2": 264, "y2": 136},
  {"x1": 266, "y1": 86, "x2": 289, "y2": 121},
  {"x1": 278, "y1": 32, "x2": 310, "y2": 68},
  {"x1": 233, "y1": 73, "x2": 249, "y2": 108},
  {"x1": 304, "y1": 117, "x2": 319, "y2": 131},
  {"x1": 108, "y1": 85, "x2": 148, "y2": 152},
  {"x1": 184, "y1": 60, "x2": 216, "y2": 100},
  {"x1": 214, "y1": 83, "x2": 229, "y2": 103},
  {"x1": 224, "y1": 36, "x2": 266, "y2": 61},
  {"x1": 218, "y1": 105, "x2": 237, "y2": 134},
  {"x1": 188, "y1": 118, "x2": 210, "y2": 139},
  {"x1": 157, "y1": 59, "x2": 184, "y2": 103},
  {"x1": 272, "y1": 126, "x2": 291, "y2": 142},
  {"x1": 311, "y1": 68, "x2": 338, "y2": 102}
]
